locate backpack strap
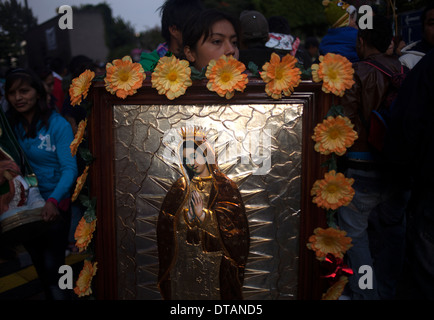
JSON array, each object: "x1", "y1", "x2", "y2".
[{"x1": 362, "y1": 60, "x2": 393, "y2": 77}]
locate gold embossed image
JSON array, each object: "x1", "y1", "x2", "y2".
[
  {"x1": 113, "y1": 103, "x2": 303, "y2": 299},
  {"x1": 157, "y1": 127, "x2": 249, "y2": 300}
]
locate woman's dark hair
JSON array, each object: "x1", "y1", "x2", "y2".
[
  {"x1": 5, "y1": 68, "x2": 52, "y2": 139},
  {"x1": 182, "y1": 8, "x2": 241, "y2": 53}
]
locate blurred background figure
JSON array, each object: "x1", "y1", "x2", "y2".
[
  {"x1": 319, "y1": 0, "x2": 359, "y2": 62},
  {"x1": 266, "y1": 15, "x2": 312, "y2": 69},
  {"x1": 304, "y1": 36, "x2": 320, "y2": 64},
  {"x1": 399, "y1": 3, "x2": 434, "y2": 69},
  {"x1": 140, "y1": 0, "x2": 204, "y2": 71},
  {"x1": 238, "y1": 10, "x2": 274, "y2": 69}
]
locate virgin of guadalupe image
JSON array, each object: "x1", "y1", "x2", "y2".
[{"x1": 156, "y1": 127, "x2": 250, "y2": 300}]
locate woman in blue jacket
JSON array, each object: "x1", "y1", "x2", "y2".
[{"x1": 4, "y1": 68, "x2": 78, "y2": 299}]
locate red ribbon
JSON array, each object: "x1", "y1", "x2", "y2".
[{"x1": 321, "y1": 253, "x2": 353, "y2": 280}]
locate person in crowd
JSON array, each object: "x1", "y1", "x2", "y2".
[
  {"x1": 61, "y1": 55, "x2": 94, "y2": 254},
  {"x1": 319, "y1": 0, "x2": 359, "y2": 62},
  {"x1": 266, "y1": 15, "x2": 312, "y2": 69},
  {"x1": 383, "y1": 48, "x2": 434, "y2": 299},
  {"x1": 140, "y1": 0, "x2": 204, "y2": 71},
  {"x1": 183, "y1": 8, "x2": 241, "y2": 71},
  {"x1": 238, "y1": 10, "x2": 274, "y2": 69},
  {"x1": 36, "y1": 67, "x2": 58, "y2": 112},
  {"x1": 399, "y1": 4, "x2": 434, "y2": 69},
  {"x1": 62, "y1": 55, "x2": 93, "y2": 134},
  {"x1": 337, "y1": 15, "x2": 404, "y2": 300},
  {"x1": 305, "y1": 36, "x2": 320, "y2": 64},
  {"x1": 386, "y1": 36, "x2": 406, "y2": 57},
  {"x1": 47, "y1": 57, "x2": 67, "y2": 112},
  {"x1": 4, "y1": 68, "x2": 77, "y2": 299}
]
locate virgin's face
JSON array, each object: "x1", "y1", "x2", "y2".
[
  {"x1": 185, "y1": 19, "x2": 239, "y2": 70},
  {"x1": 7, "y1": 80, "x2": 38, "y2": 115},
  {"x1": 183, "y1": 146, "x2": 210, "y2": 178}
]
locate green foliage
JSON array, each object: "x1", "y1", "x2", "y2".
[
  {"x1": 203, "y1": 0, "x2": 328, "y2": 38},
  {"x1": 255, "y1": 0, "x2": 327, "y2": 37},
  {"x1": 0, "y1": 0, "x2": 37, "y2": 68}
]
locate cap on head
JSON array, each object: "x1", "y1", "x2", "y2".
[{"x1": 240, "y1": 10, "x2": 269, "y2": 40}]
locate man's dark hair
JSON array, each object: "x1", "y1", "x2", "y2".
[
  {"x1": 159, "y1": 0, "x2": 204, "y2": 44},
  {"x1": 358, "y1": 15, "x2": 393, "y2": 53},
  {"x1": 305, "y1": 36, "x2": 319, "y2": 50}
]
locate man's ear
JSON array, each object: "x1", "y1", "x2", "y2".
[
  {"x1": 184, "y1": 46, "x2": 196, "y2": 64},
  {"x1": 169, "y1": 25, "x2": 181, "y2": 40}
]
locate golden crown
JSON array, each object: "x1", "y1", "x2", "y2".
[{"x1": 179, "y1": 126, "x2": 209, "y2": 142}]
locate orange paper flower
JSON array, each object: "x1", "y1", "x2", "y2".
[
  {"x1": 74, "y1": 215, "x2": 96, "y2": 253},
  {"x1": 322, "y1": 276, "x2": 349, "y2": 300},
  {"x1": 261, "y1": 52, "x2": 301, "y2": 99},
  {"x1": 307, "y1": 227, "x2": 353, "y2": 261},
  {"x1": 206, "y1": 55, "x2": 248, "y2": 99},
  {"x1": 70, "y1": 118, "x2": 87, "y2": 157},
  {"x1": 69, "y1": 69, "x2": 95, "y2": 106},
  {"x1": 151, "y1": 55, "x2": 192, "y2": 100},
  {"x1": 104, "y1": 55, "x2": 145, "y2": 99},
  {"x1": 72, "y1": 165, "x2": 89, "y2": 202},
  {"x1": 311, "y1": 170, "x2": 355, "y2": 210},
  {"x1": 74, "y1": 260, "x2": 98, "y2": 297},
  {"x1": 312, "y1": 115, "x2": 358, "y2": 156},
  {"x1": 311, "y1": 53, "x2": 354, "y2": 97}
]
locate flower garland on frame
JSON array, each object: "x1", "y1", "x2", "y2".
[
  {"x1": 67, "y1": 51, "x2": 354, "y2": 299},
  {"x1": 307, "y1": 53, "x2": 358, "y2": 300}
]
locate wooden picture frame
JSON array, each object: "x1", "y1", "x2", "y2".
[{"x1": 88, "y1": 77, "x2": 330, "y2": 300}]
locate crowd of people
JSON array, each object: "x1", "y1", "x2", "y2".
[
  {"x1": 142, "y1": 0, "x2": 434, "y2": 300},
  {"x1": 0, "y1": 0, "x2": 432, "y2": 300},
  {"x1": 0, "y1": 55, "x2": 98, "y2": 299}
]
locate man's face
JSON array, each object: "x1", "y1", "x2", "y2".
[
  {"x1": 356, "y1": 36, "x2": 365, "y2": 59},
  {"x1": 423, "y1": 8, "x2": 434, "y2": 47}
]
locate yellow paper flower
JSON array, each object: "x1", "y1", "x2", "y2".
[
  {"x1": 104, "y1": 55, "x2": 145, "y2": 99},
  {"x1": 311, "y1": 53, "x2": 354, "y2": 97},
  {"x1": 206, "y1": 55, "x2": 248, "y2": 99},
  {"x1": 70, "y1": 118, "x2": 87, "y2": 157},
  {"x1": 74, "y1": 215, "x2": 96, "y2": 253},
  {"x1": 261, "y1": 52, "x2": 301, "y2": 99},
  {"x1": 74, "y1": 260, "x2": 98, "y2": 297},
  {"x1": 312, "y1": 115, "x2": 358, "y2": 156},
  {"x1": 72, "y1": 165, "x2": 89, "y2": 202},
  {"x1": 69, "y1": 70, "x2": 95, "y2": 106},
  {"x1": 307, "y1": 227, "x2": 353, "y2": 261},
  {"x1": 322, "y1": 276, "x2": 349, "y2": 300},
  {"x1": 311, "y1": 170, "x2": 355, "y2": 210},
  {"x1": 151, "y1": 55, "x2": 192, "y2": 100}
]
